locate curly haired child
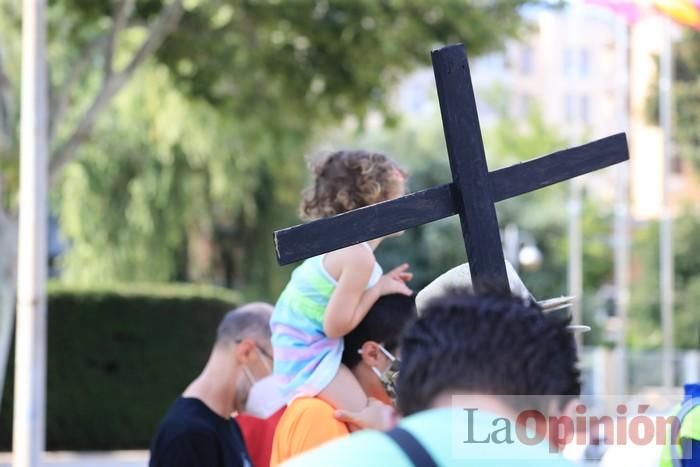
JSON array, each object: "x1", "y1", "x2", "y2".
[{"x1": 270, "y1": 149, "x2": 412, "y2": 420}]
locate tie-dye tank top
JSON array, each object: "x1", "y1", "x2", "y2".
[{"x1": 270, "y1": 244, "x2": 382, "y2": 402}]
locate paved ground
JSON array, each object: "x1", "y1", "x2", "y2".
[
  {"x1": 0, "y1": 444, "x2": 663, "y2": 466},
  {"x1": 0, "y1": 451, "x2": 148, "y2": 467}
]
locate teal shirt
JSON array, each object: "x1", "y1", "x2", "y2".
[{"x1": 282, "y1": 408, "x2": 575, "y2": 466}]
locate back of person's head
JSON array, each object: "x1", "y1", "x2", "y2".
[
  {"x1": 396, "y1": 290, "x2": 580, "y2": 416},
  {"x1": 215, "y1": 302, "x2": 273, "y2": 349},
  {"x1": 341, "y1": 293, "x2": 416, "y2": 369},
  {"x1": 300, "y1": 149, "x2": 407, "y2": 220}
]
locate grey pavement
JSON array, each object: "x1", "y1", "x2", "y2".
[{"x1": 0, "y1": 451, "x2": 148, "y2": 467}]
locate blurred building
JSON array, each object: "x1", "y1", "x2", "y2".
[
  {"x1": 477, "y1": 4, "x2": 697, "y2": 220},
  {"x1": 396, "y1": 4, "x2": 698, "y2": 220},
  {"x1": 499, "y1": 6, "x2": 620, "y2": 143}
]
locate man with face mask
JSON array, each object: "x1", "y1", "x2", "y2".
[
  {"x1": 269, "y1": 293, "x2": 416, "y2": 466},
  {"x1": 283, "y1": 290, "x2": 580, "y2": 467},
  {"x1": 149, "y1": 302, "x2": 274, "y2": 467}
]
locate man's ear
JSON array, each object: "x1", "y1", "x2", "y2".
[
  {"x1": 234, "y1": 338, "x2": 256, "y2": 364},
  {"x1": 358, "y1": 341, "x2": 381, "y2": 366}
]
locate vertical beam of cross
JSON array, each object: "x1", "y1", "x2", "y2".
[{"x1": 431, "y1": 45, "x2": 508, "y2": 292}]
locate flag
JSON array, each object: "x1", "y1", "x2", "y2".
[
  {"x1": 652, "y1": 0, "x2": 700, "y2": 28},
  {"x1": 585, "y1": 0, "x2": 644, "y2": 22},
  {"x1": 586, "y1": 0, "x2": 700, "y2": 28}
]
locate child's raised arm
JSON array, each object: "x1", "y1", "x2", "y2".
[{"x1": 323, "y1": 247, "x2": 412, "y2": 338}]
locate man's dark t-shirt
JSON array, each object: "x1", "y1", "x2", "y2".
[{"x1": 150, "y1": 397, "x2": 251, "y2": 467}]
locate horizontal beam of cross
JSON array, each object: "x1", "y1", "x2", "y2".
[{"x1": 274, "y1": 133, "x2": 628, "y2": 265}]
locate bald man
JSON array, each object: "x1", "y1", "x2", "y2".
[{"x1": 150, "y1": 302, "x2": 274, "y2": 467}]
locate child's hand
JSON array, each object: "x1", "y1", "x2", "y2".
[
  {"x1": 333, "y1": 397, "x2": 397, "y2": 431},
  {"x1": 376, "y1": 263, "x2": 413, "y2": 296}
]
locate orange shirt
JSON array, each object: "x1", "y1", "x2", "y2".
[{"x1": 270, "y1": 397, "x2": 350, "y2": 466}]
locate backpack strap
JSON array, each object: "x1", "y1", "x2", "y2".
[{"x1": 385, "y1": 426, "x2": 438, "y2": 467}]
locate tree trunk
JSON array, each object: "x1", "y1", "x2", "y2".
[{"x1": 0, "y1": 207, "x2": 18, "y2": 415}]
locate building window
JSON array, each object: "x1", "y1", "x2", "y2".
[
  {"x1": 579, "y1": 49, "x2": 590, "y2": 77},
  {"x1": 580, "y1": 95, "x2": 590, "y2": 123},
  {"x1": 520, "y1": 47, "x2": 532, "y2": 75},
  {"x1": 564, "y1": 47, "x2": 590, "y2": 78},
  {"x1": 565, "y1": 94, "x2": 575, "y2": 122},
  {"x1": 563, "y1": 48, "x2": 574, "y2": 77}
]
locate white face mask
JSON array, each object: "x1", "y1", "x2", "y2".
[
  {"x1": 242, "y1": 365, "x2": 256, "y2": 386},
  {"x1": 235, "y1": 342, "x2": 273, "y2": 412},
  {"x1": 359, "y1": 344, "x2": 400, "y2": 402},
  {"x1": 242, "y1": 345, "x2": 272, "y2": 385}
]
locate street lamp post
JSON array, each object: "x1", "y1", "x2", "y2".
[{"x1": 13, "y1": 0, "x2": 49, "y2": 466}]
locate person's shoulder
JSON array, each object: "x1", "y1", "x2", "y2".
[
  {"x1": 160, "y1": 398, "x2": 217, "y2": 427},
  {"x1": 155, "y1": 415, "x2": 219, "y2": 444},
  {"x1": 330, "y1": 243, "x2": 375, "y2": 269},
  {"x1": 281, "y1": 429, "x2": 408, "y2": 467},
  {"x1": 288, "y1": 397, "x2": 336, "y2": 416},
  {"x1": 151, "y1": 419, "x2": 221, "y2": 466},
  {"x1": 680, "y1": 403, "x2": 700, "y2": 439},
  {"x1": 281, "y1": 397, "x2": 343, "y2": 432},
  {"x1": 398, "y1": 408, "x2": 575, "y2": 467}
]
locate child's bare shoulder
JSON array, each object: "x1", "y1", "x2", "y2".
[
  {"x1": 337, "y1": 243, "x2": 374, "y2": 261},
  {"x1": 325, "y1": 243, "x2": 375, "y2": 275}
]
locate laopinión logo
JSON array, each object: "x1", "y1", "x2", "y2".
[{"x1": 450, "y1": 394, "x2": 691, "y2": 460}]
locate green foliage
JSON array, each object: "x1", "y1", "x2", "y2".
[
  {"x1": 156, "y1": 0, "x2": 532, "y2": 121},
  {"x1": 56, "y1": 63, "x2": 305, "y2": 294},
  {"x1": 675, "y1": 79, "x2": 700, "y2": 168},
  {"x1": 0, "y1": 0, "x2": 547, "y2": 299},
  {"x1": 628, "y1": 210, "x2": 700, "y2": 350},
  {"x1": 46, "y1": 280, "x2": 241, "y2": 301},
  {"x1": 627, "y1": 222, "x2": 661, "y2": 348},
  {"x1": 638, "y1": 32, "x2": 700, "y2": 349},
  {"x1": 667, "y1": 211, "x2": 700, "y2": 348},
  {"x1": 646, "y1": 31, "x2": 700, "y2": 168},
  {"x1": 0, "y1": 1, "x2": 20, "y2": 207},
  {"x1": 674, "y1": 32, "x2": 700, "y2": 167},
  {"x1": 37, "y1": 0, "x2": 540, "y2": 299},
  {"x1": 0, "y1": 282, "x2": 240, "y2": 450},
  {"x1": 58, "y1": 65, "x2": 256, "y2": 282}
]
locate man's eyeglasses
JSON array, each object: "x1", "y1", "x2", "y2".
[
  {"x1": 235, "y1": 339, "x2": 273, "y2": 362},
  {"x1": 358, "y1": 344, "x2": 400, "y2": 401}
]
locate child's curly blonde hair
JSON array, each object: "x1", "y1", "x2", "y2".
[{"x1": 300, "y1": 149, "x2": 407, "y2": 221}]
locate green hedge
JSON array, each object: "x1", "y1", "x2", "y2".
[{"x1": 0, "y1": 282, "x2": 241, "y2": 451}]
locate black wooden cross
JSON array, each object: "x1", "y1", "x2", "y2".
[{"x1": 273, "y1": 44, "x2": 628, "y2": 293}]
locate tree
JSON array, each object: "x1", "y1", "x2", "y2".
[
  {"x1": 673, "y1": 32, "x2": 700, "y2": 168},
  {"x1": 47, "y1": 1, "x2": 538, "y2": 295},
  {"x1": 1, "y1": 0, "x2": 186, "y2": 415},
  {"x1": 0, "y1": 0, "x2": 539, "y2": 405},
  {"x1": 646, "y1": 30, "x2": 700, "y2": 168},
  {"x1": 628, "y1": 210, "x2": 700, "y2": 350},
  {"x1": 57, "y1": 66, "x2": 308, "y2": 294},
  {"x1": 640, "y1": 30, "x2": 700, "y2": 350}
]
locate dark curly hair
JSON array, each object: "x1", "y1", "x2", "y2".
[
  {"x1": 299, "y1": 149, "x2": 407, "y2": 220},
  {"x1": 396, "y1": 290, "x2": 581, "y2": 417}
]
